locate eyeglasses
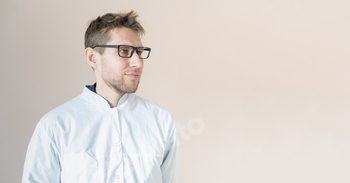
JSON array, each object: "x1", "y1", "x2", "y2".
[{"x1": 92, "y1": 45, "x2": 151, "y2": 59}]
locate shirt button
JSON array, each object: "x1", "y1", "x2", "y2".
[{"x1": 116, "y1": 175, "x2": 120, "y2": 179}]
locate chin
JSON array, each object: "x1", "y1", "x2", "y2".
[
  {"x1": 122, "y1": 86, "x2": 139, "y2": 93},
  {"x1": 127, "y1": 87, "x2": 138, "y2": 93}
]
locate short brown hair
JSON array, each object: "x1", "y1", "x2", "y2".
[{"x1": 84, "y1": 10, "x2": 145, "y2": 54}]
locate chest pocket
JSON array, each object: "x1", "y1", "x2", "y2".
[{"x1": 61, "y1": 152, "x2": 99, "y2": 183}]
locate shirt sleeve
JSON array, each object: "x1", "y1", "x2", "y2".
[
  {"x1": 22, "y1": 123, "x2": 61, "y2": 183},
  {"x1": 161, "y1": 114, "x2": 178, "y2": 183}
]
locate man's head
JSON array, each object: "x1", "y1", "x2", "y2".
[
  {"x1": 84, "y1": 11, "x2": 147, "y2": 96},
  {"x1": 85, "y1": 11, "x2": 145, "y2": 54}
]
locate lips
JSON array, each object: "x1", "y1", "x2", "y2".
[{"x1": 125, "y1": 72, "x2": 141, "y2": 79}]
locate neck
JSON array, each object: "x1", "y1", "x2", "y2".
[{"x1": 95, "y1": 80, "x2": 125, "y2": 108}]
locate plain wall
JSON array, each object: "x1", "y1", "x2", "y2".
[{"x1": 1, "y1": 0, "x2": 350, "y2": 182}]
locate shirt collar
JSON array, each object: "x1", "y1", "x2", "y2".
[
  {"x1": 82, "y1": 84, "x2": 130, "y2": 109},
  {"x1": 87, "y1": 82, "x2": 97, "y2": 93}
]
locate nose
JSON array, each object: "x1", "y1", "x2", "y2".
[{"x1": 129, "y1": 50, "x2": 143, "y2": 68}]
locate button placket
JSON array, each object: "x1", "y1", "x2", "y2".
[
  {"x1": 115, "y1": 169, "x2": 124, "y2": 183},
  {"x1": 113, "y1": 109, "x2": 124, "y2": 183},
  {"x1": 114, "y1": 142, "x2": 121, "y2": 147}
]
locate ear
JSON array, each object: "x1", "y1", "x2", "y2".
[{"x1": 85, "y1": 47, "x2": 98, "y2": 69}]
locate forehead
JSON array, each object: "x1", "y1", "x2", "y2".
[{"x1": 108, "y1": 27, "x2": 142, "y2": 46}]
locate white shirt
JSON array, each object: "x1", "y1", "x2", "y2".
[{"x1": 22, "y1": 86, "x2": 178, "y2": 183}]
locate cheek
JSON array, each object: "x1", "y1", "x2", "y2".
[
  {"x1": 115, "y1": 61, "x2": 131, "y2": 74},
  {"x1": 104, "y1": 63, "x2": 127, "y2": 78},
  {"x1": 100, "y1": 57, "x2": 130, "y2": 77}
]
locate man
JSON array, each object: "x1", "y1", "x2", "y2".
[{"x1": 22, "y1": 11, "x2": 178, "y2": 183}]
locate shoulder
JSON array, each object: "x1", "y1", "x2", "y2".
[
  {"x1": 129, "y1": 94, "x2": 174, "y2": 118},
  {"x1": 128, "y1": 94, "x2": 176, "y2": 129},
  {"x1": 129, "y1": 94, "x2": 176, "y2": 136},
  {"x1": 37, "y1": 95, "x2": 88, "y2": 130}
]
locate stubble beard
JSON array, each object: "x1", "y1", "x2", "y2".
[
  {"x1": 100, "y1": 56, "x2": 142, "y2": 94},
  {"x1": 102, "y1": 70, "x2": 141, "y2": 94},
  {"x1": 109, "y1": 77, "x2": 140, "y2": 93}
]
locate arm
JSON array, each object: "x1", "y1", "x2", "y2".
[
  {"x1": 161, "y1": 114, "x2": 178, "y2": 183},
  {"x1": 22, "y1": 123, "x2": 61, "y2": 183}
]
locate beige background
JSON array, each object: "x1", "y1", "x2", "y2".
[{"x1": 1, "y1": 0, "x2": 350, "y2": 182}]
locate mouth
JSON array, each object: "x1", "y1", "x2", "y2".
[{"x1": 125, "y1": 72, "x2": 141, "y2": 79}]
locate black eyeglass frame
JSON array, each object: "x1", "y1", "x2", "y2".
[{"x1": 92, "y1": 45, "x2": 151, "y2": 59}]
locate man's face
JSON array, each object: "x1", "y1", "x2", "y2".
[{"x1": 96, "y1": 27, "x2": 144, "y2": 94}]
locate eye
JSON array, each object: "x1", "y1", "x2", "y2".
[
  {"x1": 120, "y1": 49, "x2": 129, "y2": 53},
  {"x1": 119, "y1": 46, "x2": 133, "y2": 57},
  {"x1": 137, "y1": 50, "x2": 144, "y2": 55},
  {"x1": 120, "y1": 49, "x2": 130, "y2": 53}
]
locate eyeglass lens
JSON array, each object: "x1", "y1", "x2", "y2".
[{"x1": 119, "y1": 45, "x2": 149, "y2": 59}]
